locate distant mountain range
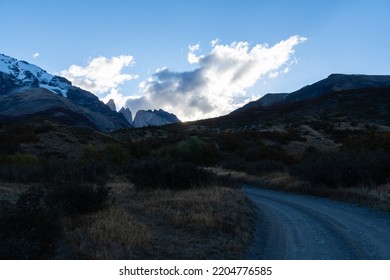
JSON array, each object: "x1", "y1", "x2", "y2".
[
  {"x1": 235, "y1": 74, "x2": 390, "y2": 113},
  {"x1": 0, "y1": 54, "x2": 180, "y2": 131},
  {"x1": 105, "y1": 98, "x2": 180, "y2": 128},
  {"x1": 2, "y1": 53, "x2": 390, "y2": 133}
]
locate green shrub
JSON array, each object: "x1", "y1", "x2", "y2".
[
  {"x1": 0, "y1": 153, "x2": 41, "y2": 182},
  {"x1": 127, "y1": 157, "x2": 216, "y2": 190},
  {"x1": 174, "y1": 136, "x2": 219, "y2": 165},
  {"x1": 0, "y1": 132, "x2": 20, "y2": 155},
  {"x1": 294, "y1": 149, "x2": 390, "y2": 188},
  {"x1": 5, "y1": 152, "x2": 39, "y2": 165},
  {"x1": 79, "y1": 145, "x2": 101, "y2": 161},
  {"x1": 342, "y1": 132, "x2": 390, "y2": 151},
  {"x1": 222, "y1": 155, "x2": 286, "y2": 175},
  {"x1": 46, "y1": 182, "x2": 111, "y2": 217},
  {"x1": 80, "y1": 143, "x2": 129, "y2": 165},
  {"x1": 101, "y1": 143, "x2": 129, "y2": 164},
  {"x1": 0, "y1": 186, "x2": 62, "y2": 259},
  {"x1": 41, "y1": 159, "x2": 109, "y2": 185}
]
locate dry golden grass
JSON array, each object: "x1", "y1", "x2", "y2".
[
  {"x1": 259, "y1": 172, "x2": 309, "y2": 191},
  {"x1": 205, "y1": 167, "x2": 261, "y2": 184},
  {"x1": 60, "y1": 177, "x2": 255, "y2": 259},
  {"x1": 326, "y1": 184, "x2": 390, "y2": 212},
  {"x1": 259, "y1": 172, "x2": 390, "y2": 211},
  {"x1": 207, "y1": 167, "x2": 390, "y2": 212},
  {"x1": 64, "y1": 206, "x2": 152, "y2": 259},
  {"x1": 123, "y1": 186, "x2": 255, "y2": 259},
  {"x1": 0, "y1": 176, "x2": 254, "y2": 259}
]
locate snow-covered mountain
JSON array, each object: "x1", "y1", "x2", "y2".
[
  {"x1": 133, "y1": 109, "x2": 180, "y2": 127},
  {"x1": 0, "y1": 54, "x2": 71, "y2": 97},
  {"x1": 0, "y1": 54, "x2": 131, "y2": 132}
]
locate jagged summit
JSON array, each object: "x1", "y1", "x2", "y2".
[
  {"x1": 133, "y1": 109, "x2": 180, "y2": 128},
  {"x1": 106, "y1": 99, "x2": 116, "y2": 111},
  {"x1": 119, "y1": 107, "x2": 132, "y2": 124}
]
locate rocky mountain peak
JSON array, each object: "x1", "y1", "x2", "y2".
[
  {"x1": 119, "y1": 107, "x2": 133, "y2": 124},
  {"x1": 133, "y1": 109, "x2": 180, "y2": 128},
  {"x1": 106, "y1": 99, "x2": 116, "y2": 111}
]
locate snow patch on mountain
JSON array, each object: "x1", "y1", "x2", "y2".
[{"x1": 0, "y1": 54, "x2": 69, "y2": 97}]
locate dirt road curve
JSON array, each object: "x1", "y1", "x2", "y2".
[{"x1": 243, "y1": 186, "x2": 390, "y2": 259}]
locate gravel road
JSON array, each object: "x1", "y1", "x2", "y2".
[{"x1": 243, "y1": 186, "x2": 390, "y2": 259}]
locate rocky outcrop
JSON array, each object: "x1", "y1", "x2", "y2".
[
  {"x1": 119, "y1": 107, "x2": 132, "y2": 124},
  {"x1": 133, "y1": 109, "x2": 180, "y2": 128},
  {"x1": 106, "y1": 99, "x2": 116, "y2": 111}
]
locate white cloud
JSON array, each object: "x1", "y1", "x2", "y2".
[
  {"x1": 187, "y1": 44, "x2": 205, "y2": 64},
  {"x1": 32, "y1": 52, "x2": 39, "y2": 59},
  {"x1": 210, "y1": 38, "x2": 219, "y2": 47},
  {"x1": 60, "y1": 55, "x2": 138, "y2": 94},
  {"x1": 269, "y1": 72, "x2": 279, "y2": 79},
  {"x1": 127, "y1": 35, "x2": 306, "y2": 121}
]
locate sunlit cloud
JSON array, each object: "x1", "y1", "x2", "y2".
[
  {"x1": 126, "y1": 35, "x2": 307, "y2": 121},
  {"x1": 60, "y1": 55, "x2": 138, "y2": 95},
  {"x1": 32, "y1": 52, "x2": 40, "y2": 59}
]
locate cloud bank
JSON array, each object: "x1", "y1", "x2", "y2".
[
  {"x1": 127, "y1": 35, "x2": 306, "y2": 121},
  {"x1": 59, "y1": 36, "x2": 305, "y2": 120},
  {"x1": 60, "y1": 55, "x2": 138, "y2": 95}
]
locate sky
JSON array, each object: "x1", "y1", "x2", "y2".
[{"x1": 1, "y1": 0, "x2": 390, "y2": 121}]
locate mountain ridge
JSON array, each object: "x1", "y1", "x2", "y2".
[
  {"x1": 233, "y1": 73, "x2": 390, "y2": 114},
  {"x1": 0, "y1": 54, "x2": 131, "y2": 132}
]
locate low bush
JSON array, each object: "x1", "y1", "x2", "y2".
[
  {"x1": 222, "y1": 155, "x2": 286, "y2": 176},
  {"x1": 174, "y1": 136, "x2": 219, "y2": 165},
  {"x1": 41, "y1": 159, "x2": 110, "y2": 185},
  {"x1": 0, "y1": 153, "x2": 41, "y2": 182},
  {"x1": 127, "y1": 157, "x2": 216, "y2": 190},
  {"x1": 80, "y1": 143, "x2": 129, "y2": 165},
  {"x1": 46, "y1": 182, "x2": 111, "y2": 217},
  {"x1": 0, "y1": 179, "x2": 112, "y2": 259},
  {"x1": 5, "y1": 152, "x2": 39, "y2": 165},
  {"x1": 0, "y1": 156, "x2": 110, "y2": 185},
  {"x1": 0, "y1": 186, "x2": 62, "y2": 259},
  {"x1": 294, "y1": 149, "x2": 390, "y2": 188}
]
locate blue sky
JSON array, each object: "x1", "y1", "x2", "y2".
[{"x1": 1, "y1": 0, "x2": 390, "y2": 120}]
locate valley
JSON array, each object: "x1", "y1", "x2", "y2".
[{"x1": 1, "y1": 54, "x2": 390, "y2": 259}]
